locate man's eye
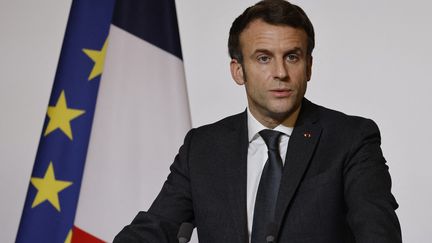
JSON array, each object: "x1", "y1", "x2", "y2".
[
  {"x1": 257, "y1": 56, "x2": 271, "y2": 63},
  {"x1": 286, "y1": 54, "x2": 299, "y2": 62}
]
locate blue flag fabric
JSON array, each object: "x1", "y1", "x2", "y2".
[
  {"x1": 111, "y1": 0, "x2": 183, "y2": 59},
  {"x1": 16, "y1": 1, "x2": 115, "y2": 242}
]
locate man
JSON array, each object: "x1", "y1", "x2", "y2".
[{"x1": 114, "y1": 0, "x2": 401, "y2": 242}]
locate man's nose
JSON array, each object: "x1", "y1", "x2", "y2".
[{"x1": 273, "y1": 59, "x2": 288, "y2": 81}]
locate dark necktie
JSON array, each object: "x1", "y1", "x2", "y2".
[{"x1": 251, "y1": 129, "x2": 283, "y2": 243}]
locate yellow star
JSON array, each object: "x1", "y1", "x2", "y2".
[
  {"x1": 30, "y1": 162, "x2": 73, "y2": 212},
  {"x1": 44, "y1": 90, "x2": 85, "y2": 140},
  {"x1": 83, "y1": 38, "x2": 108, "y2": 81},
  {"x1": 65, "y1": 229, "x2": 72, "y2": 243}
]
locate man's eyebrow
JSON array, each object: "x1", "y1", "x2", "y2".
[
  {"x1": 251, "y1": 47, "x2": 304, "y2": 56},
  {"x1": 247, "y1": 49, "x2": 272, "y2": 59},
  {"x1": 253, "y1": 49, "x2": 272, "y2": 55}
]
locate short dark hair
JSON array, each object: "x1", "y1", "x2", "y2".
[{"x1": 228, "y1": 0, "x2": 315, "y2": 63}]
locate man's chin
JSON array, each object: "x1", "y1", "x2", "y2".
[
  {"x1": 267, "y1": 104, "x2": 301, "y2": 124},
  {"x1": 266, "y1": 109, "x2": 293, "y2": 121}
]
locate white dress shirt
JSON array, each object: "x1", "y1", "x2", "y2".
[{"x1": 246, "y1": 109, "x2": 293, "y2": 241}]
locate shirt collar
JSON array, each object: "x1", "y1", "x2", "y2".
[{"x1": 247, "y1": 108, "x2": 294, "y2": 142}]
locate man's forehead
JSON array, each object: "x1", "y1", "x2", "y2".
[
  {"x1": 239, "y1": 19, "x2": 308, "y2": 50},
  {"x1": 241, "y1": 19, "x2": 306, "y2": 35}
]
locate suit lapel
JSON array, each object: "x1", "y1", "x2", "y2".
[
  {"x1": 222, "y1": 111, "x2": 249, "y2": 243},
  {"x1": 274, "y1": 99, "x2": 323, "y2": 236}
]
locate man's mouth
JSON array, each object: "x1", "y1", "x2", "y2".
[{"x1": 269, "y1": 89, "x2": 293, "y2": 98}]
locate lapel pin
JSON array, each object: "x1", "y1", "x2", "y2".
[{"x1": 303, "y1": 132, "x2": 312, "y2": 138}]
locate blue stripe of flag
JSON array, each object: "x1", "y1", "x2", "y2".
[{"x1": 112, "y1": 0, "x2": 183, "y2": 60}]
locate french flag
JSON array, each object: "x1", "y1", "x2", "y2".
[{"x1": 74, "y1": 0, "x2": 191, "y2": 241}]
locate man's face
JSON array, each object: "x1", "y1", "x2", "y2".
[{"x1": 230, "y1": 19, "x2": 312, "y2": 127}]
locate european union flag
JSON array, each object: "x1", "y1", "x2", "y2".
[{"x1": 16, "y1": 1, "x2": 115, "y2": 242}]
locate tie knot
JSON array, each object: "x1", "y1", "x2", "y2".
[{"x1": 259, "y1": 129, "x2": 282, "y2": 151}]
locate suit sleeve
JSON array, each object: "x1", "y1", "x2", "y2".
[
  {"x1": 343, "y1": 119, "x2": 402, "y2": 243},
  {"x1": 113, "y1": 129, "x2": 196, "y2": 243}
]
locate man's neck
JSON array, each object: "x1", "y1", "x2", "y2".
[{"x1": 248, "y1": 105, "x2": 301, "y2": 129}]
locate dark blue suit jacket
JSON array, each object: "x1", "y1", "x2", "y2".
[{"x1": 114, "y1": 99, "x2": 401, "y2": 243}]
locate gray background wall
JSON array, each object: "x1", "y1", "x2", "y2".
[{"x1": 1, "y1": 0, "x2": 431, "y2": 242}]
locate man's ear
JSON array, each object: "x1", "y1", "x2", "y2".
[
  {"x1": 306, "y1": 55, "x2": 313, "y2": 81},
  {"x1": 230, "y1": 59, "x2": 245, "y2": 85}
]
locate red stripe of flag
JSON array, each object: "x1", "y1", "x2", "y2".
[{"x1": 72, "y1": 226, "x2": 105, "y2": 243}]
